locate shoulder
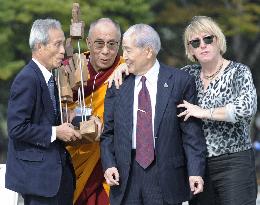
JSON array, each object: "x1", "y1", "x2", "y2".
[
  {"x1": 229, "y1": 61, "x2": 251, "y2": 73},
  {"x1": 228, "y1": 61, "x2": 253, "y2": 79},
  {"x1": 11, "y1": 61, "x2": 38, "y2": 89},
  {"x1": 159, "y1": 63, "x2": 195, "y2": 81},
  {"x1": 181, "y1": 64, "x2": 201, "y2": 77}
]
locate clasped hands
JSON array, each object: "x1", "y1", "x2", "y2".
[
  {"x1": 56, "y1": 122, "x2": 81, "y2": 142},
  {"x1": 61, "y1": 109, "x2": 103, "y2": 142}
]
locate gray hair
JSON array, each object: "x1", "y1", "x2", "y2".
[
  {"x1": 29, "y1": 19, "x2": 62, "y2": 51},
  {"x1": 123, "y1": 24, "x2": 161, "y2": 55},
  {"x1": 88, "y1": 18, "x2": 121, "y2": 40}
]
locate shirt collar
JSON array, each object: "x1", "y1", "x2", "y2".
[
  {"x1": 136, "y1": 59, "x2": 160, "y2": 86},
  {"x1": 32, "y1": 58, "x2": 53, "y2": 84}
]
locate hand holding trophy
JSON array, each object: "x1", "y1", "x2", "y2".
[{"x1": 57, "y1": 3, "x2": 98, "y2": 145}]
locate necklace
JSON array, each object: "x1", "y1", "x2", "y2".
[{"x1": 203, "y1": 61, "x2": 223, "y2": 80}]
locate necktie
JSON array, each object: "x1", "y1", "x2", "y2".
[
  {"x1": 136, "y1": 76, "x2": 154, "y2": 169},
  {"x1": 48, "y1": 75, "x2": 57, "y2": 115}
]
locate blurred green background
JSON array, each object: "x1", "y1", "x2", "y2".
[{"x1": 0, "y1": 0, "x2": 259, "y2": 177}]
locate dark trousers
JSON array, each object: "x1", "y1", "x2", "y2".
[
  {"x1": 121, "y1": 150, "x2": 181, "y2": 205},
  {"x1": 189, "y1": 149, "x2": 258, "y2": 205},
  {"x1": 23, "y1": 160, "x2": 75, "y2": 205}
]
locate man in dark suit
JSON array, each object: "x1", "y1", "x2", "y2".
[
  {"x1": 5, "y1": 19, "x2": 81, "y2": 205},
  {"x1": 100, "y1": 24, "x2": 207, "y2": 205}
]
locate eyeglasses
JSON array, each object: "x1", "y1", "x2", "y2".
[
  {"x1": 188, "y1": 35, "x2": 215, "y2": 48},
  {"x1": 93, "y1": 40, "x2": 119, "y2": 50}
]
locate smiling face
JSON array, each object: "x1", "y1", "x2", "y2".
[
  {"x1": 87, "y1": 22, "x2": 120, "y2": 71},
  {"x1": 35, "y1": 28, "x2": 65, "y2": 70},
  {"x1": 188, "y1": 32, "x2": 221, "y2": 64},
  {"x1": 122, "y1": 34, "x2": 153, "y2": 76}
]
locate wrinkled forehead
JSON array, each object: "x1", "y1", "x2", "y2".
[
  {"x1": 48, "y1": 28, "x2": 65, "y2": 42},
  {"x1": 90, "y1": 22, "x2": 120, "y2": 41}
]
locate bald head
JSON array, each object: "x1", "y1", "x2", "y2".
[
  {"x1": 86, "y1": 18, "x2": 121, "y2": 72},
  {"x1": 88, "y1": 18, "x2": 121, "y2": 40}
]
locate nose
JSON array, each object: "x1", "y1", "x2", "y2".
[
  {"x1": 101, "y1": 45, "x2": 109, "y2": 54},
  {"x1": 200, "y1": 38, "x2": 207, "y2": 48},
  {"x1": 60, "y1": 44, "x2": 65, "y2": 55}
]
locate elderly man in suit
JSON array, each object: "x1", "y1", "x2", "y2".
[
  {"x1": 5, "y1": 19, "x2": 81, "y2": 205},
  {"x1": 100, "y1": 24, "x2": 207, "y2": 205}
]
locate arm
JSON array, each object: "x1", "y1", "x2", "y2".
[
  {"x1": 179, "y1": 76, "x2": 207, "y2": 194},
  {"x1": 177, "y1": 101, "x2": 227, "y2": 121},
  {"x1": 7, "y1": 72, "x2": 52, "y2": 147},
  {"x1": 107, "y1": 63, "x2": 129, "y2": 89},
  {"x1": 178, "y1": 66, "x2": 257, "y2": 123},
  {"x1": 100, "y1": 85, "x2": 119, "y2": 186},
  {"x1": 8, "y1": 71, "x2": 80, "y2": 147}
]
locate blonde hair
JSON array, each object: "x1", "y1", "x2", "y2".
[{"x1": 184, "y1": 16, "x2": 226, "y2": 62}]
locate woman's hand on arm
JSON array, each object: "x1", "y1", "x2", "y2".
[{"x1": 177, "y1": 100, "x2": 230, "y2": 122}]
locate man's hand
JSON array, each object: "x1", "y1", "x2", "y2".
[
  {"x1": 56, "y1": 122, "x2": 81, "y2": 142},
  {"x1": 104, "y1": 167, "x2": 120, "y2": 186},
  {"x1": 189, "y1": 176, "x2": 204, "y2": 195},
  {"x1": 107, "y1": 63, "x2": 129, "y2": 89},
  {"x1": 89, "y1": 115, "x2": 103, "y2": 141},
  {"x1": 59, "y1": 53, "x2": 88, "y2": 91}
]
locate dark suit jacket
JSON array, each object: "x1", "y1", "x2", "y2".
[
  {"x1": 101, "y1": 64, "x2": 206, "y2": 204},
  {"x1": 5, "y1": 60, "x2": 70, "y2": 197}
]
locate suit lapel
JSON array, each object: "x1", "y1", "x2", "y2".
[
  {"x1": 29, "y1": 60, "x2": 55, "y2": 123},
  {"x1": 154, "y1": 65, "x2": 175, "y2": 138},
  {"x1": 118, "y1": 75, "x2": 135, "y2": 140},
  {"x1": 53, "y1": 77, "x2": 61, "y2": 125}
]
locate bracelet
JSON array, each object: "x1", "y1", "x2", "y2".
[{"x1": 209, "y1": 108, "x2": 214, "y2": 120}]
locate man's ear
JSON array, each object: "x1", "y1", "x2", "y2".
[
  {"x1": 145, "y1": 47, "x2": 154, "y2": 59},
  {"x1": 35, "y1": 43, "x2": 43, "y2": 51}
]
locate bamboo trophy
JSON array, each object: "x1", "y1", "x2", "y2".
[{"x1": 57, "y1": 3, "x2": 98, "y2": 144}]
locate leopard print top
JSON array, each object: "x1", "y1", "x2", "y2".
[{"x1": 182, "y1": 61, "x2": 257, "y2": 157}]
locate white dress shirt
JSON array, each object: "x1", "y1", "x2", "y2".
[
  {"x1": 32, "y1": 58, "x2": 56, "y2": 142},
  {"x1": 132, "y1": 59, "x2": 160, "y2": 149}
]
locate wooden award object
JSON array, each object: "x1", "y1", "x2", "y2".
[
  {"x1": 73, "y1": 53, "x2": 88, "y2": 88},
  {"x1": 70, "y1": 3, "x2": 84, "y2": 39},
  {"x1": 80, "y1": 119, "x2": 98, "y2": 143},
  {"x1": 64, "y1": 2, "x2": 98, "y2": 144},
  {"x1": 57, "y1": 67, "x2": 73, "y2": 103}
]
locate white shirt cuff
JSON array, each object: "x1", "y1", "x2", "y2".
[{"x1": 51, "y1": 127, "x2": 56, "y2": 142}]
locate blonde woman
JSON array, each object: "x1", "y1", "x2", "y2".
[{"x1": 178, "y1": 16, "x2": 257, "y2": 205}]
